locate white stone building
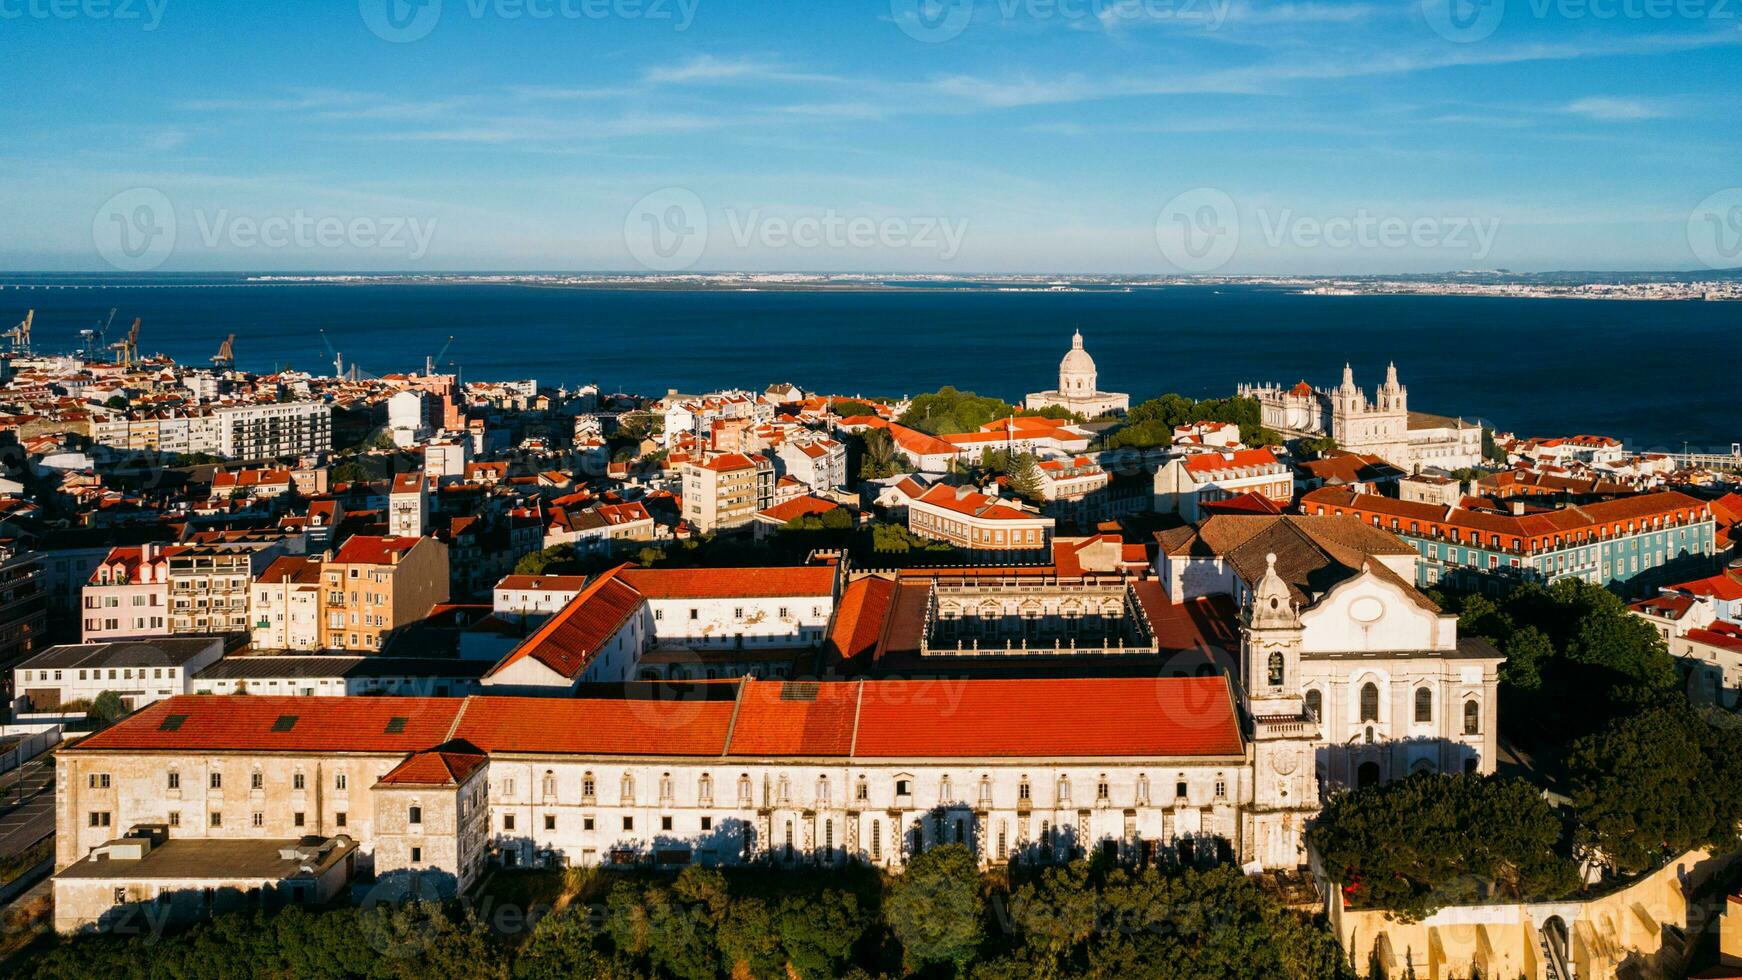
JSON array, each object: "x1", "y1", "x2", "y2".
[
  {"x1": 1157, "y1": 514, "x2": 1504, "y2": 794},
  {"x1": 52, "y1": 673, "x2": 1310, "y2": 913},
  {"x1": 12, "y1": 637, "x2": 224, "y2": 716},
  {"x1": 480, "y1": 565, "x2": 840, "y2": 692},
  {"x1": 1238, "y1": 364, "x2": 1482, "y2": 471},
  {"x1": 1024, "y1": 331, "x2": 1130, "y2": 418}
]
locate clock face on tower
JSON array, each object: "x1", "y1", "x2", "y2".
[{"x1": 1270, "y1": 749, "x2": 1299, "y2": 776}]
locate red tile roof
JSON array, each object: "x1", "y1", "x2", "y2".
[
  {"x1": 487, "y1": 567, "x2": 644, "y2": 680},
  {"x1": 825, "y1": 577, "x2": 896, "y2": 665},
  {"x1": 851, "y1": 676, "x2": 1243, "y2": 758},
  {"x1": 72, "y1": 676, "x2": 1244, "y2": 761},
  {"x1": 379, "y1": 747, "x2": 489, "y2": 786},
  {"x1": 725, "y1": 681, "x2": 859, "y2": 756},
  {"x1": 332, "y1": 535, "x2": 422, "y2": 565},
  {"x1": 1183, "y1": 448, "x2": 1286, "y2": 476},
  {"x1": 72, "y1": 696, "x2": 462, "y2": 754},
  {"x1": 618, "y1": 565, "x2": 836, "y2": 599},
  {"x1": 757, "y1": 496, "x2": 841, "y2": 523}
]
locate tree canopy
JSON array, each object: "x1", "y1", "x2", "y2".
[
  {"x1": 898, "y1": 387, "x2": 1018, "y2": 436},
  {"x1": 1307, "y1": 772, "x2": 1579, "y2": 921},
  {"x1": 1565, "y1": 701, "x2": 1742, "y2": 875},
  {"x1": 1105, "y1": 394, "x2": 1279, "y2": 450}
]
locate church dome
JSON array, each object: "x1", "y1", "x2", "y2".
[{"x1": 1059, "y1": 330, "x2": 1097, "y2": 379}]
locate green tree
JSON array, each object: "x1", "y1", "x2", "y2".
[
  {"x1": 1307, "y1": 772, "x2": 1578, "y2": 920},
  {"x1": 856, "y1": 427, "x2": 904, "y2": 480},
  {"x1": 1565, "y1": 702, "x2": 1742, "y2": 875},
  {"x1": 887, "y1": 843, "x2": 985, "y2": 973},
  {"x1": 831, "y1": 399, "x2": 883, "y2": 419},
  {"x1": 776, "y1": 889, "x2": 865, "y2": 978},
  {"x1": 86, "y1": 691, "x2": 129, "y2": 728},
  {"x1": 899, "y1": 387, "x2": 1016, "y2": 436}
]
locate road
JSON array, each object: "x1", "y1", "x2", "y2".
[{"x1": 0, "y1": 757, "x2": 54, "y2": 862}]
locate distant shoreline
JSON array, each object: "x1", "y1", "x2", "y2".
[{"x1": 5, "y1": 271, "x2": 1741, "y2": 301}]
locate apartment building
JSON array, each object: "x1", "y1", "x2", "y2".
[
  {"x1": 212, "y1": 401, "x2": 332, "y2": 461},
  {"x1": 907, "y1": 484, "x2": 1055, "y2": 556},
  {"x1": 81, "y1": 545, "x2": 177, "y2": 643},
  {"x1": 1153, "y1": 448, "x2": 1294, "y2": 522},
  {"x1": 318, "y1": 536, "x2": 450, "y2": 653},
  {"x1": 681, "y1": 454, "x2": 775, "y2": 532},
  {"x1": 168, "y1": 539, "x2": 286, "y2": 637},
  {"x1": 1301, "y1": 487, "x2": 1717, "y2": 596},
  {"x1": 250, "y1": 556, "x2": 323, "y2": 652},
  {"x1": 0, "y1": 549, "x2": 53, "y2": 706}
]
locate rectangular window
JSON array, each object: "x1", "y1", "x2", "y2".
[
  {"x1": 504, "y1": 814, "x2": 516, "y2": 831},
  {"x1": 335, "y1": 812, "x2": 348, "y2": 828},
  {"x1": 408, "y1": 805, "x2": 422, "y2": 825},
  {"x1": 623, "y1": 816, "x2": 634, "y2": 831},
  {"x1": 410, "y1": 847, "x2": 422, "y2": 864},
  {"x1": 211, "y1": 812, "x2": 223, "y2": 827},
  {"x1": 544, "y1": 815, "x2": 556, "y2": 831}
]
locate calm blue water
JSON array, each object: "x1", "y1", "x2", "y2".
[{"x1": 2, "y1": 277, "x2": 1737, "y2": 452}]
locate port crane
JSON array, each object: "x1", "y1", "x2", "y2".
[
  {"x1": 425, "y1": 335, "x2": 454, "y2": 377},
  {"x1": 211, "y1": 334, "x2": 236, "y2": 370},
  {"x1": 3, "y1": 310, "x2": 31, "y2": 353},
  {"x1": 80, "y1": 308, "x2": 117, "y2": 359},
  {"x1": 110, "y1": 318, "x2": 141, "y2": 367}
]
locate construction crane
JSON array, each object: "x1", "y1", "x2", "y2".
[
  {"x1": 211, "y1": 333, "x2": 236, "y2": 369},
  {"x1": 110, "y1": 317, "x2": 141, "y2": 367},
  {"x1": 3, "y1": 310, "x2": 31, "y2": 353},
  {"x1": 425, "y1": 335, "x2": 454, "y2": 377}
]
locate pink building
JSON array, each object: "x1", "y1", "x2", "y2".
[{"x1": 81, "y1": 545, "x2": 179, "y2": 643}]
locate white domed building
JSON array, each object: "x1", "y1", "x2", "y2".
[{"x1": 1024, "y1": 331, "x2": 1130, "y2": 418}]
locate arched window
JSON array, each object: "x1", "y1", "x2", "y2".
[
  {"x1": 1267, "y1": 652, "x2": 1284, "y2": 687},
  {"x1": 1463, "y1": 699, "x2": 1480, "y2": 735},
  {"x1": 1304, "y1": 689, "x2": 1322, "y2": 721},
  {"x1": 543, "y1": 770, "x2": 557, "y2": 798},
  {"x1": 659, "y1": 772, "x2": 674, "y2": 802},
  {"x1": 777, "y1": 775, "x2": 791, "y2": 804},
  {"x1": 1357, "y1": 761, "x2": 1381, "y2": 788},
  {"x1": 1414, "y1": 687, "x2": 1432, "y2": 724},
  {"x1": 737, "y1": 774, "x2": 753, "y2": 806},
  {"x1": 1136, "y1": 773, "x2": 1150, "y2": 804},
  {"x1": 1057, "y1": 775, "x2": 1071, "y2": 804},
  {"x1": 580, "y1": 771, "x2": 595, "y2": 799},
  {"x1": 1018, "y1": 776, "x2": 1031, "y2": 802},
  {"x1": 1359, "y1": 682, "x2": 1379, "y2": 722},
  {"x1": 697, "y1": 773, "x2": 713, "y2": 803},
  {"x1": 979, "y1": 776, "x2": 992, "y2": 805},
  {"x1": 939, "y1": 775, "x2": 952, "y2": 801},
  {"x1": 816, "y1": 776, "x2": 830, "y2": 804}
]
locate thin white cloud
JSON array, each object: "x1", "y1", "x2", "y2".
[
  {"x1": 1564, "y1": 97, "x2": 1670, "y2": 121},
  {"x1": 643, "y1": 55, "x2": 840, "y2": 86}
]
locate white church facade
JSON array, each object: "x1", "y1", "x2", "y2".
[
  {"x1": 1238, "y1": 364, "x2": 1483, "y2": 472},
  {"x1": 1026, "y1": 331, "x2": 1130, "y2": 418},
  {"x1": 1158, "y1": 514, "x2": 1504, "y2": 797}
]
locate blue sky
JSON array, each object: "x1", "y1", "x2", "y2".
[{"x1": 2, "y1": 0, "x2": 1739, "y2": 273}]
